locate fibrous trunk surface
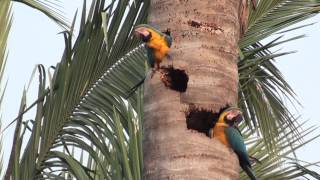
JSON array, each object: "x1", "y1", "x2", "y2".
[{"x1": 144, "y1": 0, "x2": 241, "y2": 179}]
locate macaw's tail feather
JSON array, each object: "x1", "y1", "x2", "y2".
[
  {"x1": 125, "y1": 77, "x2": 145, "y2": 99},
  {"x1": 241, "y1": 164, "x2": 258, "y2": 180}
]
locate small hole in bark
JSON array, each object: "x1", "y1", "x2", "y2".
[
  {"x1": 185, "y1": 105, "x2": 231, "y2": 136},
  {"x1": 160, "y1": 66, "x2": 188, "y2": 92},
  {"x1": 188, "y1": 20, "x2": 201, "y2": 28}
]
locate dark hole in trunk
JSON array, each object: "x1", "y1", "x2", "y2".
[
  {"x1": 185, "y1": 105, "x2": 231, "y2": 137},
  {"x1": 160, "y1": 66, "x2": 188, "y2": 92}
]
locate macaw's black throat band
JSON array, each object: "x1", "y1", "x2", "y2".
[
  {"x1": 225, "y1": 118, "x2": 234, "y2": 126},
  {"x1": 142, "y1": 32, "x2": 151, "y2": 42}
]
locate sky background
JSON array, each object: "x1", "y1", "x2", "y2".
[{"x1": 2, "y1": 0, "x2": 320, "y2": 176}]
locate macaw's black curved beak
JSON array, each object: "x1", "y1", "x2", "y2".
[
  {"x1": 134, "y1": 27, "x2": 151, "y2": 42},
  {"x1": 224, "y1": 109, "x2": 244, "y2": 126}
]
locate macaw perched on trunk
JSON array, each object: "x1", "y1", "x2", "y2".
[
  {"x1": 209, "y1": 107, "x2": 257, "y2": 180},
  {"x1": 134, "y1": 24, "x2": 172, "y2": 70},
  {"x1": 125, "y1": 24, "x2": 173, "y2": 99}
]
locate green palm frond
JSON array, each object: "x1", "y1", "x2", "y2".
[
  {"x1": 0, "y1": 122, "x2": 3, "y2": 176},
  {"x1": 238, "y1": 0, "x2": 320, "y2": 152},
  {"x1": 240, "y1": 0, "x2": 320, "y2": 48},
  {"x1": 10, "y1": 49, "x2": 146, "y2": 178},
  {"x1": 12, "y1": 0, "x2": 70, "y2": 29},
  {"x1": 48, "y1": 43, "x2": 145, "y2": 178},
  {"x1": 0, "y1": 0, "x2": 12, "y2": 176},
  {"x1": 4, "y1": 90, "x2": 26, "y2": 179},
  {"x1": 239, "y1": 120, "x2": 320, "y2": 179},
  {"x1": 292, "y1": 162, "x2": 320, "y2": 179},
  {"x1": 5, "y1": 0, "x2": 149, "y2": 179},
  {"x1": 1, "y1": 0, "x2": 11, "y2": 82},
  {"x1": 238, "y1": 36, "x2": 302, "y2": 151}
]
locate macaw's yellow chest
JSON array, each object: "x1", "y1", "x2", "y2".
[
  {"x1": 146, "y1": 32, "x2": 170, "y2": 62},
  {"x1": 212, "y1": 125, "x2": 230, "y2": 147}
]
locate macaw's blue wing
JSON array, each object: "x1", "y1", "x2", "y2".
[
  {"x1": 164, "y1": 35, "x2": 172, "y2": 47},
  {"x1": 225, "y1": 127, "x2": 250, "y2": 166},
  {"x1": 146, "y1": 45, "x2": 155, "y2": 68},
  {"x1": 225, "y1": 127, "x2": 257, "y2": 180}
]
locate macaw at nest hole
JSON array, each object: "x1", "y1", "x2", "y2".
[
  {"x1": 134, "y1": 24, "x2": 172, "y2": 71},
  {"x1": 209, "y1": 107, "x2": 258, "y2": 180}
]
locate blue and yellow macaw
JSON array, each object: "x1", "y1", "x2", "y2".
[
  {"x1": 125, "y1": 24, "x2": 173, "y2": 99},
  {"x1": 209, "y1": 107, "x2": 257, "y2": 180},
  {"x1": 134, "y1": 24, "x2": 172, "y2": 70}
]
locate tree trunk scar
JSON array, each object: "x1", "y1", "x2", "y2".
[{"x1": 187, "y1": 20, "x2": 224, "y2": 34}]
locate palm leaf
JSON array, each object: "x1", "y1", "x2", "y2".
[
  {"x1": 292, "y1": 162, "x2": 320, "y2": 179},
  {"x1": 239, "y1": 120, "x2": 320, "y2": 179},
  {"x1": 45, "y1": 43, "x2": 146, "y2": 178},
  {"x1": 0, "y1": 0, "x2": 12, "y2": 176},
  {"x1": 12, "y1": 0, "x2": 69, "y2": 29},
  {"x1": 4, "y1": 90, "x2": 27, "y2": 179},
  {"x1": 0, "y1": 0, "x2": 11, "y2": 103},
  {"x1": 238, "y1": 0, "x2": 320, "y2": 152},
  {"x1": 240, "y1": 0, "x2": 320, "y2": 48},
  {"x1": 0, "y1": 0, "x2": 11, "y2": 83},
  {"x1": 238, "y1": 36, "x2": 301, "y2": 152},
  {"x1": 5, "y1": 0, "x2": 149, "y2": 179}
]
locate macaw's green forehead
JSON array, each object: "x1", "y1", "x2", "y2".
[
  {"x1": 223, "y1": 106, "x2": 242, "y2": 113},
  {"x1": 134, "y1": 24, "x2": 163, "y2": 34}
]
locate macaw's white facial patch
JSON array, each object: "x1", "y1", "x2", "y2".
[
  {"x1": 226, "y1": 110, "x2": 242, "y2": 120},
  {"x1": 134, "y1": 27, "x2": 150, "y2": 37}
]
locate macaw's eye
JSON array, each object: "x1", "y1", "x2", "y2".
[{"x1": 142, "y1": 32, "x2": 152, "y2": 42}]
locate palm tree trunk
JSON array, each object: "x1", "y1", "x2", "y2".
[{"x1": 143, "y1": 0, "x2": 242, "y2": 179}]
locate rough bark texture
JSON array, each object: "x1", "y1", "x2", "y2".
[{"x1": 144, "y1": 0, "x2": 241, "y2": 179}]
